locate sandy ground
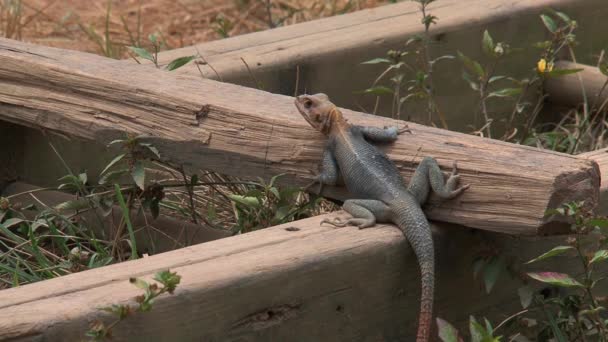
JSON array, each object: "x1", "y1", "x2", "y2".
[{"x1": 3, "y1": 0, "x2": 387, "y2": 57}]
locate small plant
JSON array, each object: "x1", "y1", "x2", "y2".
[
  {"x1": 212, "y1": 13, "x2": 233, "y2": 38},
  {"x1": 439, "y1": 201, "x2": 608, "y2": 341},
  {"x1": 86, "y1": 269, "x2": 181, "y2": 340},
  {"x1": 228, "y1": 174, "x2": 330, "y2": 234},
  {"x1": 128, "y1": 33, "x2": 196, "y2": 71},
  {"x1": 360, "y1": 0, "x2": 451, "y2": 127}
]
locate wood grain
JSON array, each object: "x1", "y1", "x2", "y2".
[
  {"x1": 0, "y1": 38, "x2": 599, "y2": 235},
  {"x1": 0, "y1": 213, "x2": 583, "y2": 341}
]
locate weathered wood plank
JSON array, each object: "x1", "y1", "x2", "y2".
[
  {"x1": 545, "y1": 61, "x2": 608, "y2": 107},
  {"x1": 0, "y1": 38, "x2": 599, "y2": 235},
  {"x1": 581, "y1": 149, "x2": 608, "y2": 214},
  {"x1": 0, "y1": 213, "x2": 580, "y2": 341}
]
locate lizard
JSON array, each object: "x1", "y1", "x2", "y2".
[{"x1": 294, "y1": 93, "x2": 469, "y2": 342}]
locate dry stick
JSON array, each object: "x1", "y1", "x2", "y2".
[
  {"x1": 240, "y1": 57, "x2": 264, "y2": 90},
  {"x1": 194, "y1": 46, "x2": 224, "y2": 82},
  {"x1": 293, "y1": 64, "x2": 300, "y2": 97}
]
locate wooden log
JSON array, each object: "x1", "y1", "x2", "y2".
[
  {"x1": 0, "y1": 38, "x2": 599, "y2": 235},
  {"x1": 581, "y1": 148, "x2": 608, "y2": 214},
  {"x1": 1, "y1": 182, "x2": 230, "y2": 253},
  {"x1": 545, "y1": 61, "x2": 608, "y2": 107},
  {"x1": 0, "y1": 213, "x2": 582, "y2": 341}
]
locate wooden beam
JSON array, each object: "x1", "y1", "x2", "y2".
[
  {"x1": 0, "y1": 213, "x2": 581, "y2": 341},
  {"x1": 545, "y1": 61, "x2": 608, "y2": 107},
  {"x1": 0, "y1": 38, "x2": 599, "y2": 236},
  {"x1": 581, "y1": 149, "x2": 608, "y2": 214},
  {"x1": 148, "y1": 0, "x2": 608, "y2": 131}
]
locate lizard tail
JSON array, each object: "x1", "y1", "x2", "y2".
[{"x1": 391, "y1": 201, "x2": 435, "y2": 342}]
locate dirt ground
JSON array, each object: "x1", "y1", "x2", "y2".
[{"x1": 3, "y1": 0, "x2": 388, "y2": 57}]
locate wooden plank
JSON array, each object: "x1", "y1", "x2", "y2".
[
  {"x1": 0, "y1": 38, "x2": 599, "y2": 236},
  {"x1": 545, "y1": 61, "x2": 608, "y2": 107},
  {"x1": 0, "y1": 213, "x2": 580, "y2": 341},
  {"x1": 581, "y1": 148, "x2": 608, "y2": 214},
  {"x1": 547, "y1": 62, "x2": 608, "y2": 213},
  {"x1": 148, "y1": 0, "x2": 608, "y2": 131},
  {"x1": 1, "y1": 182, "x2": 230, "y2": 253}
]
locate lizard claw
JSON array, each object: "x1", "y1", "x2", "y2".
[
  {"x1": 320, "y1": 217, "x2": 348, "y2": 227},
  {"x1": 445, "y1": 160, "x2": 470, "y2": 197},
  {"x1": 397, "y1": 124, "x2": 412, "y2": 135}
]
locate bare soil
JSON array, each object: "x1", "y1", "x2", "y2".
[{"x1": 5, "y1": 0, "x2": 387, "y2": 57}]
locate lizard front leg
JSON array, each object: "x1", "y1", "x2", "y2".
[
  {"x1": 304, "y1": 147, "x2": 340, "y2": 195},
  {"x1": 407, "y1": 157, "x2": 469, "y2": 205},
  {"x1": 321, "y1": 199, "x2": 391, "y2": 229},
  {"x1": 356, "y1": 125, "x2": 410, "y2": 143}
]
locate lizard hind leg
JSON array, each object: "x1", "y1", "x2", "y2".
[
  {"x1": 321, "y1": 199, "x2": 391, "y2": 229},
  {"x1": 408, "y1": 157, "x2": 469, "y2": 203}
]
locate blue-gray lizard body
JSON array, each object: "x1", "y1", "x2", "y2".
[{"x1": 295, "y1": 93, "x2": 469, "y2": 342}]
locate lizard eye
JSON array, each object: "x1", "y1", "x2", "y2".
[{"x1": 303, "y1": 99, "x2": 313, "y2": 109}]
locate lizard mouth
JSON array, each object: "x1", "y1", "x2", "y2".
[{"x1": 294, "y1": 96, "x2": 319, "y2": 128}]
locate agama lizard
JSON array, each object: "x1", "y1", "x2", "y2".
[{"x1": 295, "y1": 93, "x2": 469, "y2": 342}]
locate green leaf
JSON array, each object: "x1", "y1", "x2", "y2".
[
  {"x1": 100, "y1": 153, "x2": 126, "y2": 176},
  {"x1": 99, "y1": 168, "x2": 128, "y2": 185},
  {"x1": 544, "y1": 68, "x2": 583, "y2": 78},
  {"x1": 552, "y1": 10, "x2": 571, "y2": 24},
  {"x1": 540, "y1": 14, "x2": 557, "y2": 33},
  {"x1": 600, "y1": 63, "x2": 608, "y2": 77},
  {"x1": 462, "y1": 71, "x2": 479, "y2": 91},
  {"x1": 526, "y1": 246, "x2": 573, "y2": 264},
  {"x1": 78, "y1": 172, "x2": 88, "y2": 185},
  {"x1": 488, "y1": 76, "x2": 506, "y2": 84},
  {"x1": 55, "y1": 199, "x2": 91, "y2": 211},
  {"x1": 588, "y1": 218, "x2": 608, "y2": 228},
  {"x1": 131, "y1": 161, "x2": 145, "y2": 190},
  {"x1": 527, "y1": 272, "x2": 583, "y2": 288},
  {"x1": 228, "y1": 194, "x2": 260, "y2": 208},
  {"x1": 518, "y1": 285, "x2": 534, "y2": 309},
  {"x1": 361, "y1": 58, "x2": 391, "y2": 65},
  {"x1": 356, "y1": 86, "x2": 394, "y2": 95},
  {"x1": 437, "y1": 318, "x2": 463, "y2": 342},
  {"x1": 166, "y1": 55, "x2": 196, "y2": 71},
  {"x1": 457, "y1": 51, "x2": 484, "y2": 78},
  {"x1": 590, "y1": 250, "x2": 608, "y2": 265},
  {"x1": 139, "y1": 143, "x2": 161, "y2": 159},
  {"x1": 488, "y1": 87, "x2": 522, "y2": 98},
  {"x1": 2, "y1": 218, "x2": 24, "y2": 229},
  {"x1": 482, "y1": 30, "x2": 495, "y2": 56},
  {"x1": 469, "y1": 316, "x2": 485, "y2": 342},
  {"x1": 128, "y1": 46, "x2": 154, "y2": 62},
  {"x1": 483, "y1": 256, "x2": 504, "y2": 293}
]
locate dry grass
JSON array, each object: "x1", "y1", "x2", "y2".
[{"x1": 4, "y1": 0, "x2": 388, "y2": 57}]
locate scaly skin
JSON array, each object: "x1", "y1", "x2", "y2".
[{"x1": 295, "y1": 93, "x2": 469, "y2": 342}]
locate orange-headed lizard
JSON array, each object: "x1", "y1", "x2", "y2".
[{"x1": 295, "y1": 93, "x2": 469, "y2": 342}]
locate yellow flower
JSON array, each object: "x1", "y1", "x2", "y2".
[{"x1": 537, "y1": 58, "x2": 554, "y2": 73}]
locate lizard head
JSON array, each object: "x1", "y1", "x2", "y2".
[{"x1": 294, "y1": 93, "x2": 343, "y2": 135}]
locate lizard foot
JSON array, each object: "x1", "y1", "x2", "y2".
[
  {"x1": 384, "y1": 124, "x2": 411, "y2": 135},
  {"x1": 320, "y1": 217, "x2": 376, "y2": 229},
  {"x1": 445, "y1": 161, "x2": 470, "y2": 198},
  {"x1": 320, "y1": 217, "x2": 349, "y2": 227}
]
